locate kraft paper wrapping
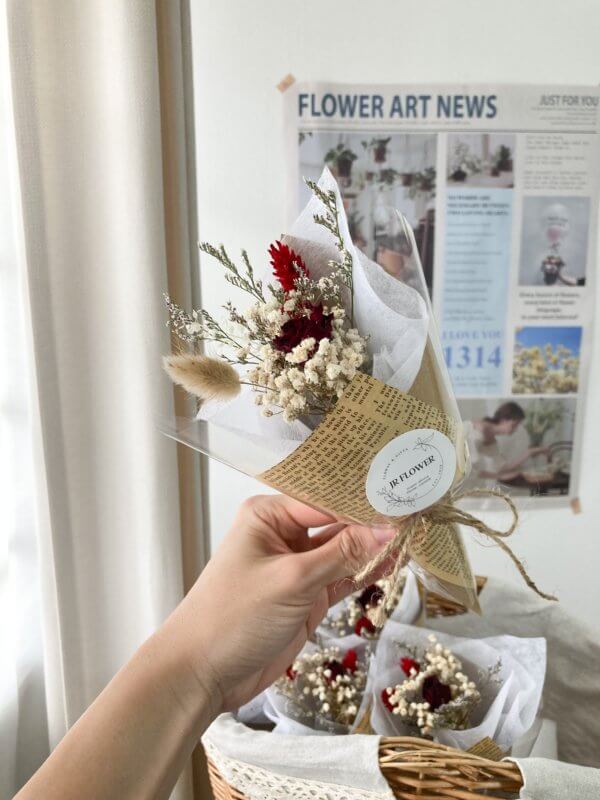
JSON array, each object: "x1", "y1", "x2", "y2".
[
  {"x1": 258, "y1": 372, "x2": 479, "y2": 611},
  {"x1": 467, "y1": 737, "x2": 506, "y2": 761}
]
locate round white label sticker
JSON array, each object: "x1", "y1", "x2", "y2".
[{"x1": 365, "y1": 428, "x2": 456, "y2": 515}]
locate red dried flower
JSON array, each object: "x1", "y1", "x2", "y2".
[
  {"x1": 273, "y1": 303, "x2": 333, "y2": 355},
  {"x1": 400, "y1": 657, "x2": 421, "y2": 677},
  {"x1": 354, "y1": 616, "x2": 376, "y2": 637},
  {"x1": 269, "y1": 240, "x2": 308, "y2": 292},
  {"x1": 357, "y1": 584, "x2": 384, "y2": 610},
  {"x1": 286, "y1": 666, "x2": 297, "y2": 680},
  {"x1": 381, "y1": 688, "x2": 394, "y2": 712},
  {"x1": 341, "y1": 649, "x2": 358, "y2": 673},
  {"x1": 422, "y1": 675, "x2": 451, "y2": 710},
  {"x1": 323, "y1": 659, "x2": 344, "y2": 683}
]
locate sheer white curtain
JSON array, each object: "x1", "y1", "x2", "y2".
[
  {"x1": 0, "y1": 18, "x2": 48, "y2": 792},
  {"x1": 1, "y1": 2, "x2": 205, "y2": 797}
]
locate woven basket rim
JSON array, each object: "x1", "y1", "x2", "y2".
[{"x1": 207, "y1": 733, "x2": 524, "y2": 799}]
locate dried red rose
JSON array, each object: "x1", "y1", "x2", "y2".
[
  {"x1": 381, "y1": 688, "x2": 394, "y2": 712},
  {"x1": 357, "y1": 584, "x2": 384, "y2": 610},
  {"x1": 354, "y1": 616, "x2": 376, "y2": 637},
  {"x1": 273, "y1": 303, "x2": 333, "y2": 355},
  {"x1": 400, "y1": 657, "x2": 421, "y2": 676},
  {"x1": 323, "y1": 659, "x2": 345, "y2": 683},
  {"x1": 322, "y1": 649, "x2": 359, "y2": 683},
  {"x1": 286, "y1": 666, "x2": 297, "y2": 680},
  {"x1": 342, "y1": 649, "x2": 358, "y2": 673},
  {"x1": 422, "y1": 675, "x2": 451, "y2": 710},
  {"x1": 269, "y1": 240, "x2": 308, "y2": 293}
]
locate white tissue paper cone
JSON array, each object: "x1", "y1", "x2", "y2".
[{"x1": 370, "y1": 622, "x2": 546, "y2": 753}]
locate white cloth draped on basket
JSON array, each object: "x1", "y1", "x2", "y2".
[{"x1": 1, "y1": 2, "x2": 204, "y2": 798}]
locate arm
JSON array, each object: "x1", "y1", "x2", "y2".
[
  {"x1": 476, "y1": 447, "x2": 552, "y2": 482},
  {"x1": 500, "y1": 446, "x2": 552, "y2": 473},
  {"x1": 557, "y1": 272, "x2": 578, "y2": 286},
  {"x1": 16, "y1": 495, "x2": 394, "y2": 800}
]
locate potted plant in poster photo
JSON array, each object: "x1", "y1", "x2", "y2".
[
  {"x1": 448, "y1": 140, "x2": 482, "y2": 182},
  {"x1": 408, "y1": 167, "x2": 436, "y2": 198},
  {"x1": 324, "y1": 142, "x2": 357, "y2": 181},
  {"x1": 362, "y1": 136, "x2": 391, "y2": 163},
  {"x1": 495, "y1": 144, "x2": 513, "y2": 172}
]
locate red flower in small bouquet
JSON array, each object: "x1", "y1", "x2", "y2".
[
  {"x1": 269, "y1": 240, "x2": 308, "y2": 292},
  {"x1": 341, "y1": 648, "x2": 358, "y2": 672},
  {"x1": 357, "y1": 584, "x2": 384, "y2": 610},
  {"x1": 273, "y1": 303, "x2": 333, "y2": 354},
  {"x1": 400, "y1": 657, "x2": 420, "y2": 676},
  {"x1": 354, "y1": 616, "x2": 376, "y2": 637},
  {"x1": 422, "y1": 675, "x2": 452, "y2": 711},
  {"x1": 381, "y1": 688, "x2": 394, "y2": 712}
]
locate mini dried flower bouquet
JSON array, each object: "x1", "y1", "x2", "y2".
[
  {"x1": 370, "y1": 621, "x2": 546, "y2": 753},
  {"x1": 267, "y1": 642, "x2": 370, "y2": 734},
  {"x1": 164, "y1": 177, "x2": 368, "y2": 425}
]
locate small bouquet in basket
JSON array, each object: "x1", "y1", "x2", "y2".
[
  {"x1": 317, "y1": 568, "x2": 421, "y2": 642},
  {"x1": 265, "y1": 641, "x2": 371, "y2": 734},
  {"x1": 370, "y1": 621, "x2": 547, "y2": 755},
  {"x1": 379, "y1": 632, "x2": 498, "y2": 737},
  {"x1": 162, "y1": 168, "x2": 554, "y2": 616}
]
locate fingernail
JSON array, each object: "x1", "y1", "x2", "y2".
[{"x1": 371, "y1": 525, "x2": 396, "y2": 545}]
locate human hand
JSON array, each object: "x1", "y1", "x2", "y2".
[{"x1": 163, "y1": 495, "x2": 395, "y2": 718}]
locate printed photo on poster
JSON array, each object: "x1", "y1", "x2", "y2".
[
  {"x1": 518, "y1": 196, "x2": 590, "y2": 287},
  {"x1": 512, "y1": 326, "x2": 581, "y2": 395},
  {"x1": 446, "y1": 133, "x2": 515, "y2": 189},
  {"x1": 460, "y1": 396, "x2": 576, "y2": 497},
  {"x1": 298, "y1": 132, "x2": 437, "y2": 293}
]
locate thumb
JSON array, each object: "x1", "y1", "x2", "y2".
[{"x1": 300, "y1": 523, "x2": 397, "y2": 589}]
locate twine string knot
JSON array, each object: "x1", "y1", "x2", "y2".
[{"x1": 355, "y1": 487, "x2": 557, "y2": 627}]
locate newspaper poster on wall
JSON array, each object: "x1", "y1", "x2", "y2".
[{"x1": 283, "y1": 82, "x2": 600, "y2": 507}]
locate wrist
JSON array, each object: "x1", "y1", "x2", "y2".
[{"x1": 144, "y1": 615, "x2": 224, "y2": 731}]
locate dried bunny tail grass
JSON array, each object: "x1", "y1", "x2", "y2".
[{"x1": 163, "y1": 354, "x2": 241, "y2": 401}]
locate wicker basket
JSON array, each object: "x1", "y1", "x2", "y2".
[
  {"x1": 206, "y1": 577, "x2": 517, "y2": 800},
  {"x1": 424, "y1": 576, "x2": 488, "y2": 619},
  {"x1": 208, "y1": 738, "x2": 523, "y2": 799}
]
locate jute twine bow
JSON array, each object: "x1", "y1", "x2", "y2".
[{"x1": 355, "y1": 487, "x2": 557, "y2": 627}]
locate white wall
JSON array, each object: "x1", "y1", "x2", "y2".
[{"x1": 190, "y1": 0, "x2": 600, "y2": 632}]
